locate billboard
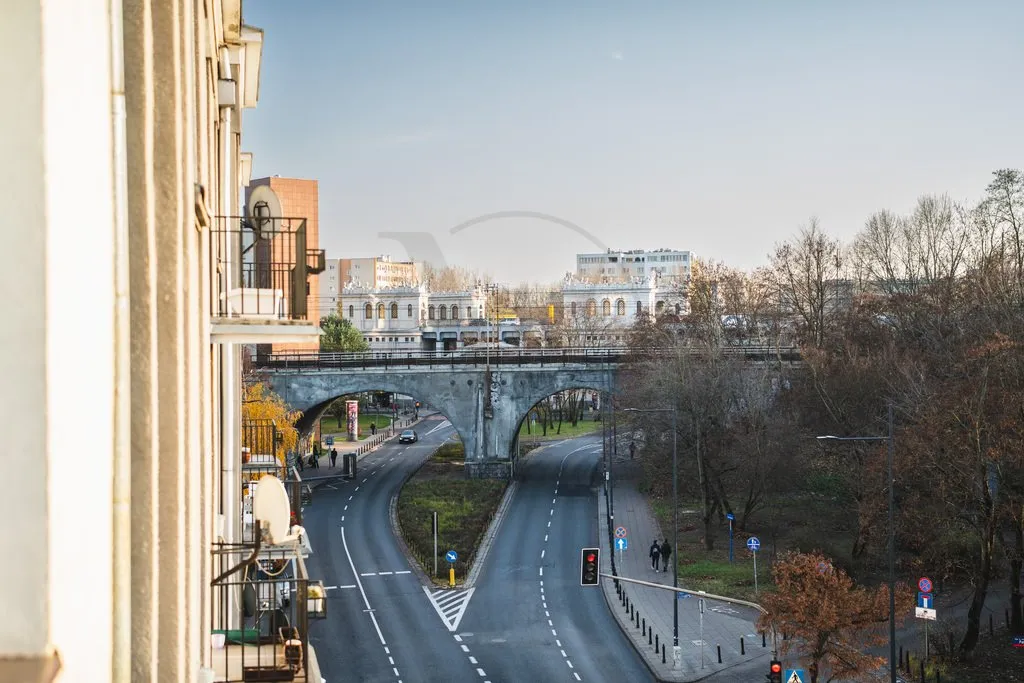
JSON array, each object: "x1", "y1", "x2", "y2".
[{"x1": 346, "y1": 400, "x2": 359, "y2": 441}]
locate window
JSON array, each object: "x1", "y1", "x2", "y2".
[
  {"x1": 428, "y1": 305, "x2": 435, "y2": 320},
  {"x1": 616, "y1": 299, "x2": 625, "y2": 316},
  {"x1": 349, "y1": 305, "x2": 355, "y2": 318},
  {"x1": 408, "y1": 304, "x2": 413, "y2": 317},
  {"x1": 636, "y1": 301, "x2": 642, "y2": 315},
  {"x1": 390, "y1": 302, "x2": 399, "y2": 319},
  {"x1": 602, "y1": 299, "x2": 611, "y2": 317},
  {"x1": 451, "y1": 305, "x2": 458, "y2": 319},
  {"x1": 675, "y1": 303, "x2": 681, "y2": 315},
  {"x1": 439, "y1": 306, "x2": 447, "y2": 320},
  {"x1": 570, "y1": 302, "x2": 577, "y2": 316},
  {"x1": 656, "y1": 301, "x2": 665, "y2": 313},
  {"x1": 585, "y1": 300, "x2": 597, "y2": 317},
  {"x1": 377, "y1": 303, "x2": 385, "y2": 319},
  {"x1": 364, "y1": 303, "x2": 372, "y2": 318}
]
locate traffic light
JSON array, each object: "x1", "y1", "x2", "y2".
[
  {"x1": 580, "y1": 547, "x2": 600, "y2": 586},
  {"x1": 768, "y1": 660, "x2": 782, "y2": 683}
]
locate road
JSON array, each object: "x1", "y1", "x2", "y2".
[
  {"x1": 303, "y1": 415, "x2": 485, "y2": 683},
  {"x1": 458, "y1": 436, "x2": 655, "y2": 682}
]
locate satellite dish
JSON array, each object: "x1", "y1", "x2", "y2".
[
  {"x1": 252, "y1": 475, "x2": 291, "y2": 544},
  {"x1": 246, "y1": 184, "x2": 283, "y2": 239}
]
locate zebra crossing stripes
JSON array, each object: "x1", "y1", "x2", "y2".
[{"x1": 423, "y1": 586, "x2": 475, "y2": 632}]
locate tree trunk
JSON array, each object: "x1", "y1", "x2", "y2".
[
  {"x1": 959, "y1": 514, "x2": 997, "y2": 655},
  {"x1": 1011, "y1": 515, "x2": 1024, "y2": 634}
]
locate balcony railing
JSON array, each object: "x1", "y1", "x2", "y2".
[
  {"x1": 211, "y1": 216, "x2": 315, "y2": 321},
  {"x1": 210, "y1": 544, "x2": 324, "y2": 682},
  {"x1": 305, "y1": 249, "x2": 325, "y2": 275}
]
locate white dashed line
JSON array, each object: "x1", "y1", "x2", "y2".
[
  {"x1": 560, "y1": 649, "x2": 567, "y2": 657},
  {"x1": 344, "y1": 505, "x2": 348, "y2": 511},
  {"x1": 469, "y1": 656, "x2": 478, "y2": 664},
  {"x1": 348, "y1": 495, "x2": 353, "y2": 501},
  {"x1": 393, "y1": 668, "x2": 400, "y2": 676},
  {"x1": 453, "y1": 635, "x2": 462, "y2": 642},
  {"x1": 355, "y1": 486, "x2": 360, "y2": 491},
  {"x1": 362, "y1": 478, "x2": 368, "y2": 483},
  {"x1": 552, "y1": 498, "x2": 556, "y2": 504},
  {"x1": 549, "y1": 509, "x2": 554, "y2": 516},
  {"x1": 555, "y1": 639, "x2": 561, "y2": 647},
  {"x1": 551, "y1": 629, "x2": 557, "y2": 636},
  {"x1": 545, "y1": 611, "x2": 550, "y2": 617},
  {"x1": 395, "y1": 570, "x2": 411, "y2": 574},
  {"x1": 544, "y1": 534, "x2": 548, "y2": 542},
  {"x1": 541, "y1": 549, "x2": 545, "y2": 559},
  {"x1": 539, "y1": 568, "x2": 543, "y2": 576},
  {"x1": 461, "y1": 645, "x2": 469, "y2": 652},
  {"x1": 548, "y1": 619, "x2": 553, "y2": 626},
  {"x1": 574, "y1": 673, "x2": 581, "y2": 681},
  {"x1": 341, "y1": 516, "x2": 345, "y2": 522},
  {"x1": 389, "y1": 657, "x2": 395, "y2": 665},
  {"x1": 567, "y1": 661, "x2": 574, "y2": 669},
  {"x1": 378, "y1": 571, "x2": 393, "y2": 575},
  {"x1": 543, "y1": 602, "x2": 547, "y2": 608},
  {"x1": 361, "y1": 572, "x2": 376, "y2": 577},
  {"x1": 547, "y1": 521, "x2": 551, "y2": 527},
  {"x1": 476, "y1": 669, "x2": 486, "y2": 677}
]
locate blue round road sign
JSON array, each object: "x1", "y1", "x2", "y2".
[
  {"x1": 918, "y1": 577, "x2": 933, "y2": 593},
  {"x1": 446, "y1": 550, "x2": 458, "y2": 563},
  {"x1": 746, "y1": 537, "x2": 761, "y2": 552}
]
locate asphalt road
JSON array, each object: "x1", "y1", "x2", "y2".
[
  {"x1": 458, "y1": 436, "x2": 655, "y2": 683},
  {"x1": 303, "y1": 415, "x2": 484, "y2": 683}
]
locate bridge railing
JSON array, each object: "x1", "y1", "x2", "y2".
[{"x1": 254, "y1": 345, "x2": 802, "y2": 370}]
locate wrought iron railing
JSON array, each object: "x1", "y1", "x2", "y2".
[
  {"x1": 210, "y1": 543, "x2": 324, "y2": 682},
  {"x1": 211, "y1": 216, "x2": 315, "y2": 321}
]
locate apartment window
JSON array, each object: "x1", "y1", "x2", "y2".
[
  {"x1": 616, "y1": 299, "x2": 625, "y2": 316},
  {"x1": 570, "y1": 302, "x2": 577, "y2": 316},
  {"x1": 636, "y1": 301, "x2": 642, "y2": 315},
  {"x1": 364, "y1": 303, "x2": 372, "y2": 318},
  {"x1": 585, "y1": 300, "x2": 597, "y2": 317},
  {"x1": 349, "y1": 305, "x2": 355, "y2": 318},
  {"x1": 407, "y1": 304, "x2": 413, "y2": 317},
  {"x1": 451, "y1": 305, "x2": 458, "y2": 319},
  {"x1": 377, "y1": 303, "x2": 385, "y2": 319},
  {"x1": 675, "y1": 303, "x2": 681, "y2": 315},
  {"x1": 428, "y1": 305, "x2": 435, "y2": 320},
  {"x1": 439, "y1": 306, "x2": 447, "y2": 320},
  {"x1": 390, "y1": 302, "x2": 399, "y2": 319},
  {"x1": 602, "y1": 299, "x2": 611, "y2": 317}
]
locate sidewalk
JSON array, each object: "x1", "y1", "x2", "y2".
[{"x1": 598, "y1": 458, "x2": 772, "y2": 682}]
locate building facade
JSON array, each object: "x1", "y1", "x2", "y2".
[
  {"x1": 340, "y1": 255, "x2": 422, "y2": 290},
  {"x1": 576, "y1": 248, "x2": 693, "y2": 283},
  {"x1": 559, "y1": 276, "x2": 687, "y2": 345},
  {"x1": 2, "y1": 2, "x2": 323, "y2": 681}
]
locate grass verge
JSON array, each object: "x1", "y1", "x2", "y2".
[
  {"x1": 397, "y1": 440, "x2": 507, "y2": 583},
  {"x1": 519, "y1": 418, "x2": 602, "y2": 441},
  {"x1": 320, "y1": 414, "x2": 392, "y2": 437}
]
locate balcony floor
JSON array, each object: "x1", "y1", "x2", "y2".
[{"x1": 210, "y1": 642, "x2": 322, "y2": 683}]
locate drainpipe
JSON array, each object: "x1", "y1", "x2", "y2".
[
  {"x1": 218, "y1": 50, "x2": 241, "y2": 629},
  {"x1": 109, "y1": 1, "x2": 131, "y2": 679}
]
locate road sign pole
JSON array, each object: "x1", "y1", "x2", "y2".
[
  {"x1": 728, "y1": 517, "x2": 734, "y2": 564},
  {"x1": 753, "y1": 550, "x2": 758, "y2": 595},
  {"x1": 699, "y1": 602, "x2": 704, "y2": 669},
  {"x1": 433, "y1": 511, "x2": 438, "y2": 578},
  {"x1": 925, "y1": 620, "x2": 929, "y2": 661}
]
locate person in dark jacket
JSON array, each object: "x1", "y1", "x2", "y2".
[
  {"x1": 649, "y1": 540, "x2": 661, "y2": 571},
  {"x1": 660, "y1": 539, "x2": 672, "y2": 572}
]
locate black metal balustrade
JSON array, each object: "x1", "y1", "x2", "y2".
[
  {"x1": 211, "y1": 216, "x2": 315, "y2": 320},
  {"x1": 252, "y1": 345, "x2": 803, "y2": 371},
  {"x1": 210, "y1": 544, "x2": 324, "y2": 682}
]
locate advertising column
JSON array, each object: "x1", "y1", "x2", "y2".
[{"x1": 347, "y1": 400, "x2": 359, "y2": 441}]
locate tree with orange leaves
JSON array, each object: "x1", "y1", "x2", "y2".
[
  {"x1": 242, "y1": 381, "x2": 301, "y2": 464},
  {"x1": 757, "y1": 551, "x2": 913, "y2": 683}
]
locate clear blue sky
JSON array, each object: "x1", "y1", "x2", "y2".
[{"x1": 242, "y1": 0, "x2": 1024, "y2": 284}]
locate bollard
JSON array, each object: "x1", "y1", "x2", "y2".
[
  {"x1": 656, "y1": 634, "x2": 659, "y2": 651},
  {"x1": 636, "y1": 611, "x2": 640, "y2": 628},
  {"x1": 716, "y1": 645, "x2": 721, "y2": 663},
  {"x1": 648, "y1": 629, "x2": 652, "y2": 646},
  {"x1": 919, "y1": 661, "x2": 924, "y2": 681},
  {"x1": 662, "y1": 646, "x2": 666, "y2": 664},
  {"x1": 741, "y1": 637, "x2": 745, "y2": 655},
  {"x1": 630, "y1": 604, "x2": 634, "y2": 619},
  {"x1": 762, "y1": 632, "x2": 766, "y2": 648},
  {"x1": 642, "y1": 617, "x2": 646, "y2": 636}
]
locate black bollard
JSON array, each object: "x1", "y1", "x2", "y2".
[
  {"x1": 648, "y1": 629, "x2": 652, "y2": 646},
  {"x1": 662, "y1": 646, "x2": 666, "y2": 664},
  {"x1": 919, "y1": 661, "x2": 924, "y2": 681},
  {"x1": 642, "y1": 617, "x2": 646, "y2": 636},
  {"x1": 762, "y1": 632, "x2": 766, "y2": 648},
  {"x1": 717, "y1": 645, "x2": 721, "y2": 663},
  {"x1": 656, "y1": 634, "x2": 659, "y2": 651},
  {"x1": 741, "y1": 637, "x2": 745, "y2": 655}
]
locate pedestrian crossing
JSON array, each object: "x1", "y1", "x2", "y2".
[{"x1": 423, "y1": 586, "x2": 475, "y2": 632}]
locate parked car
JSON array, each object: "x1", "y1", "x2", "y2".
[{"x1": 398, "y1": 429, "x2": 418, "y2": 443}]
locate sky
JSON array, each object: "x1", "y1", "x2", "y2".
[{"x1": 242, "y1": 0, "x2": 1024, "y2": 285}]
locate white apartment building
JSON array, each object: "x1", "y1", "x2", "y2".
[
  {"x1": 2, "y1": 2, "x2": 322, "y2": 682},
  {"x1": 341, "y1": 255, "x2": 422, "y2": 289},
  {"x1": 576, "y1": 248, "x2": 693, "y2": 283}
]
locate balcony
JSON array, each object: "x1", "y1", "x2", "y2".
[
  {"x1": 241, "y1": 420, "x2": 312, "y2": 548},
  {"x1": 210, "y1": 216, "x2": 321, "y2": 344},
  {"x1": 210, "y1": 544, "x2": 324, "y2": 682}
]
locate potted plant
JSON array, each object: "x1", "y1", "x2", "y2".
[{"x1": 307, "y1": 581, "x2": 327, "y2": 619}]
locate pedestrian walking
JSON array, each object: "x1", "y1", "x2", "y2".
[
  {"x1": 370, "y1": 422, "x2": 377, "y2": 435},
  {"x1": 649, "y1": 539, "x2": 661, "y2": 571},
  {"x1": 329, "y1": 448, "x2": 338, "y2": 468},
  {"x1": 310, "y1": 449, "x2": 319, "y2": 469},
  {"x1": 660, "y1": 539, "x2": 672, "y2": 572}
]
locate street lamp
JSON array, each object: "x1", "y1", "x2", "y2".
[
  {"x1": 816, "y1": 403, "x2": 896, "y2": 683},
  {"x1": 623, "y1": 406, "x2": 680, "y2": 665}
]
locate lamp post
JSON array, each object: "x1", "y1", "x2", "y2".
[
  {"x1": 624, "y1": 405, "x2": 680, "y2": 666},
  {"x1": 817, "y1": 403, "x2": 896, "y2": 683}
]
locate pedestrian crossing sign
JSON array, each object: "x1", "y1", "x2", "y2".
[{"x1": 785, "y1": 670, "x2": 805, "y2": 683}]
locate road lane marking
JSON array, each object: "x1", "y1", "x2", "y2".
[
  {"x1": 541, "y1": 549, "x2": 545, "y2": 559},
  {"x1": 395, "y1": 570, "x2": 411, "y2": 574},
  {"x1": 348, "y1": 495, "x2": 353, "y2": 501},
  {"x1": 544, "y1": 534, "x2": 548, "y2": 542},
  {"x1": 361, "y1": 572, "x2": 376, "y2": 576},
  {"x1": 339, "y1": 526, "x2": 394, "y2": 680},
  {"x1": 469, "y1": 656, "x2": 477, "y2": 664},
  {"x1": 460, "y1": 644, "x2": 469, "y2": 652},
  {"x1": 560, "y1": 649, "x2": 566, "y2": 657},
  {"x1": 574, "y1": 673, "x2": 581, "y2": 681},
  {"x1": 341, "y1": 516, "x2": 345, "y2": 522},
  {"x1": 378, "y1": 571, "x2": 393, "y2": 575},
  {"x1": 567, "y1": 661, "x2": 574, "y2": 669},
  {"x1": 344, "y1": 505, "x2": 348, "y2": 511},
  {"x1": 453, "y1": 635, "x2": 462, "y2": 642},
  {"x1": 476, "y1": 669, "x2": 486, "y2": 677},
  {"x1": 424, "y1": 587, "x2": 475, "y2": 631},
  {"x1": 539, "y1": 568, "x2": 543, "y2": 576}
]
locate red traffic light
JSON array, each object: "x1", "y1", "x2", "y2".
[
  {"x1": 586, "y1": 553, "x2": 596, "y2": 562},
  {"x1": 770, "y1": 663, "x2": 781, "y2": 672}
]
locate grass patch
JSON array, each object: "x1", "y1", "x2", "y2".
[
  {"x1": 519, "y1": 418, "x2": 602, "y2": 441},
  {"x1": 320, "y1": 414, "x2": 392, "y2": 438},
  {"x1": 397, "y1": 440, "x2": 507, "y2": 583},
  {"x1": 676, "y1": 558, "x2": 763, "y2": 601}
]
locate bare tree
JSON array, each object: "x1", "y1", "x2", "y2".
[{"x1": 770, "y1": 217, "x2": 844, "y2": 348}]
